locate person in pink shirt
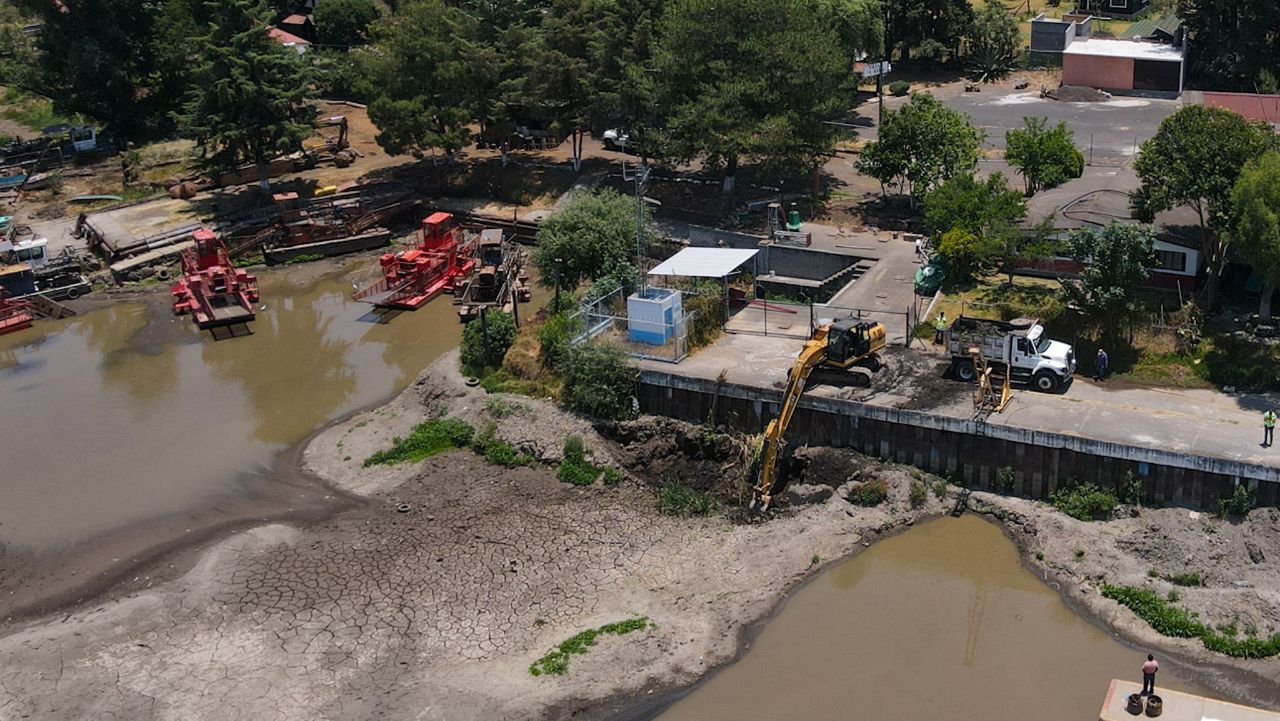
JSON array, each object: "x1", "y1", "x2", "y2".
[{"x1": 1142, "y1": 654, "x2": 1159, "y2": 694}]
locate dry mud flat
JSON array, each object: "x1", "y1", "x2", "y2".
[{"x1": 0, "y1": 352, "x2": 1278, "y2": 720}]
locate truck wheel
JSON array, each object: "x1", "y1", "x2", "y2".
[
  {"x1": 1033, "y1": 371, "x2": 1059, "y2": 393},
  {"x1": 954, "y1": 359, "x2": 976, "y2": 382},
  {"x1": 65, "y1": 287, "x2": 80, "y2": 299}
]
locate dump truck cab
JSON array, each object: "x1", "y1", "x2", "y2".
[{"x1": 947, "y1": 316, "x2": 1074, "y2": 392}]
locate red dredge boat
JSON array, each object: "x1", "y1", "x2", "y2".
[
  {"x1": 352, "y1": 212, "x2": 475, "y2": 310},
  {"x1": 170, "y1": 228, "x2": 260, "y2": 329}
]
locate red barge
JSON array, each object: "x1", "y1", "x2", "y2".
[
  {"x1": 0, "y1": 284, "x2": 33, "y2": 336},
  {"x1": 353, "y1": 212, "x2": 475, "y2": 310},
  {"x1": 170, "y1": 228, "x2": 260, "y2": 329}
]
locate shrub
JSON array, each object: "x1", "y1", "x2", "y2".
[
  {"x1": 557, "y1": 458, "x2": 601, "y2": 486},
  {"x1": 1219, "y1": 484, "x2": 1255, "y2": 519},
  {"x1": 909, "y1": 480, "x2": 928, "y2": 508},
  {"x1": 537, "y1": 312, "x2": 573, "y2": 370},
  {"x1": 563, "y1": 435, "x2": 587, "y2": 464},
  {"x1": 1049, "y1": 482, "x2": 1117, "y2": 521},
  {"x1": 684, "y1": 282, "x2": 726, "y2": 349},
  {"x1": 1167, "y1": 571, "x2": 1204, "y2": 587},
  {"x1": 483, "y1": 439, "x2": 528, "y2": 468},
  {"x1": 1118, "y1": 470, "x2": 1144, "y2": 506},
  {"x1": 936, "y1": 226, "x2": 990, "y2": 280},
  {"x1": 461, "y1": 310, "x2": 518, "y2": 375},
  {"x1": 657, "y1": 482, "x2": 717, "y2": 517},
  {"x1": 602, "y1": 467, "x2": 623, "y2": 486},
  {"x1": 994, "y1": 466, "x2": 1016, "y2": 493},
  {"x1": 561, "y1": 342, "x2": 637, "y2": 420},
  {"x1": 847, "y1": 478, "x2": 889, "y2": 507},
  {"x1": 888, "y1": 80, "x2": 910, "y2": 96},
  {"x1": 931, "y1": 478, "x2": 948, "y2": 500},
  {"x1": 363, "y1": 418, "x2": 474, "y2": 466}
]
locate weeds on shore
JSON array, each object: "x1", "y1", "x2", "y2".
[
  {"x1": 1166, "y1": 570, "x2": 1204, "y2": 587},
  {"x1": 847, "y1": 479, "x2": 889, "y2": 507},
  {"x1": 1049, "y1": 482, "x2": 1117, "y2": 521},
  {"x1": 530, "y1": 617, "x2": 652, "y2": 676},
  {"x1": 1218, "y1": 484, "x2": 1255, "y2": 519},
  {"x1": 1102, "y1": 584, "x2": 1280, "y2": 659},
  {"x1": 657, "y1": 482, "x2": 717, "y2": 517},
  {"x1": 363, "y1": 418, "x2": 475, "y2": 466},
  {"x1": 473, "y1": 421, "x2": 534, "y2": 468},
  {"x1": 557, "y1": 435, "x2": 602, "y2": 485}
]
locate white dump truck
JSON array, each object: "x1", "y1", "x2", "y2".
[{"x1": 946, "y1": 316, "x2": 1075, "y2": 392}]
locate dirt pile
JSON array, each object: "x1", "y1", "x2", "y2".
[{"x1": 1048, "y1": 84, "x2": 1113, "y2": 103}]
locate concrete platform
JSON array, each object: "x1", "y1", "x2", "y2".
[{"x1": 1100, "y1": 679, "x2": 1280, "y2": 721}]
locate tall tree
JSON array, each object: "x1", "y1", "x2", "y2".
[
  {"x1": 885, "y1": 0, "x2": 972, "y2": 63},
  {"x1": 653, "y1": 0, "x2": 848, "y2": 197},
  {"x1": 11, "y1": 0, "x2": 181, "y2": 139},
  {"x1": 857, "y1": 92, "x2": 983, "y2": 202},
  {"x1": 966, "y1": 0, "x2": 1020, "y2": 83},
  {"x1": 924, "y1": 172, "x2": 1027, "y2": 280},
  {"x1": 508, "y1": 0, "x2": 618, "y2": 173},
  {"x1": 1178, "y1": 0, "x2": 1280, "y2": 92},
  {"x1": 1232, "y1": 151, "x2": 1280, "y2": 319},
  {"x1": 1005, "y1": 117, "x2": 1082, "y2": 196},
  {"x1": 365, "y1": 0, "x2": 493, "y2": 157},
  {"x1": 314, "y1": 0, "x2": 383, "y2": 47},
  {"x1": 817, "y1": 0, "x2": 885, "y2": 62},
  {"x1": 175, "y1": 0, "x2": 316, "y2": 192},
  {"x1": 1064, "y1": 222, "x2": 1158, "y2": 338},
  {"x1": 1132, "y1": 105, "x2": 1273, "y2": 306},
  {"x1": 532, "y1": 188, "x2": 652, "y2": 291}
]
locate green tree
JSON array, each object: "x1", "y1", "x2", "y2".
[
  {"x1": 365, "y1": 0, "x2": 496, "y2": 156},
  {"x1": 460, "y1": 310, "x2": 518, "y2": 374},
  {"x1": 1063, "y1": 222, "x2": 1158, "y2": 336},
  {"x1": 1005, "y1": 117, "x2": 1082, "y2": 196},
  {"x1": 314, "y1": 0, "x2": 383, "y2": 47},
  {"x1": 857, "y1": 93, "x2": 984, "y2": 202},
  {"x1": 532, "y1": 188, "x2": 651, "y2": 291},
  {"x1": 1232, "y1": 151, "x2": 1280, "y2": 319},
  {"x1": 175, "y1": 0, "x2": 315, "y2": 192},
  {"x1": 1132, "y1": 105, "x2": 1273, "y2": 306},
  {"x1": 1177, "y1": 0, "x2": 1280, "y2": 91},
  {"x1": 924, "y1": 172, "x2": 1032, "y2": 282},
  {"x1": 966, "y1": 0, "x2": 1020, "y2": 83},
  {"x1": 817, "y1": 0, "x2": 884, "y2": 62},
  {"x1": 653, "y1": 0, "x2": 847, "y2": 197},
  {"x1": 508, "y1": 0, "x2": 618, "y2": 173},
  {"x1": 561, "y1": 341, "x2": 637, "y2": 420},
  {"x1": 885, "y1": 0, "x2": 972, "y2": 62},
  {"x1": 936, "y1": 227, "x2": 991, "y2": 280},
  {"x1": 11, "y1": 0, "x2": 185, "y2": 139}
]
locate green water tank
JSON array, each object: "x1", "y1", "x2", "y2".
[{"x1": 786, "y1": 210, "x2": 801, "y2": 232}]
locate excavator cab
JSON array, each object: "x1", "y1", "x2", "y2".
[{"x1": 825, "y1": 319, "x2": 887, "y2": 369}]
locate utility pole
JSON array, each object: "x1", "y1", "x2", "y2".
[{"x1": 634, "y1": 161, "x2": 650, "y2": 293}]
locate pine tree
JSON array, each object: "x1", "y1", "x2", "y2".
[{"x1": 175, "y1": 0, "x2": 316, "y2": 192}]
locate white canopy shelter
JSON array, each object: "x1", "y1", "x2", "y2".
[{"x1": 647, "y1": 247, "x2": 758, "y2": 278}]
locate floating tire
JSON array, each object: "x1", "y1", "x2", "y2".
[
  {"x1": 465, "y1": 377, "x2": 480, "y2": 387},
  {"x1": 396, "y1": 503, "x2": 412, "y2": 514}
]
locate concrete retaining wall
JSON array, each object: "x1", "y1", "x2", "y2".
[{"x1": 638, "y1": 370, "x2": 1280, "y2": 511}]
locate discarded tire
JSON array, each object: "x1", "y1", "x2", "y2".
[
  {"x1": 465, "y1": 377, "x2": 480, "y2": 387},
  {"x1": 1126, "y1": 694, "x2": 1145, "y2": 715},
  {"x1": 1146, "y1": 695, "x2": 1162, "y2": 717},
  {"x1": 396, "y1": 503, "x2": 411, "y2": 514}
]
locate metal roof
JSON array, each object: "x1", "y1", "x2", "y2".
[
  {"x1": 1063, "y1": 38, "x2": 1182, "y2": 62},
  {"x1": 1124, "y1": 14, "x2": 1181, "y2": 40},
  {"x1": 647, "y1": 248, "x2": 758, "y2": 278}
]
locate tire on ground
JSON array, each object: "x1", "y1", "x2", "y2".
[{"x1": 1033, "y1": 370, "x2": 1059, "y2": 393}]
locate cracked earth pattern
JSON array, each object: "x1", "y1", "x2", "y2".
[{"x1": 1, "y1": 451, "x2": 843, "y2": 721}]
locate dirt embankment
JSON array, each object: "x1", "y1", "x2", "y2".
[
  {"x1": 1, "y1": 350, "x2": 1278, "y2": 720},
  {"x1": 975, "y1": 494, "x2": 1280, "y2": 709}
]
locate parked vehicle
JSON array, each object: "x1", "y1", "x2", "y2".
[{"x1": 945, "y1": 316, "x2": 1075, "y2": 392}]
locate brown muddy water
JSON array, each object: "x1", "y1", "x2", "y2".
[
  {"x1": 0, "y1": 258, "x2": 533, "y2": 561},
  {"x1": 654, "y1": 515, "x2": 1211, "y2": 721}
]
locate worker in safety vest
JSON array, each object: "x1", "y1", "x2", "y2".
[
  {"x1": 934, "y1": 312, "x2": 947, "y2": 344},
  {"x1": 1264, "y1": 410, "x2": 1277, "y2": 448}
]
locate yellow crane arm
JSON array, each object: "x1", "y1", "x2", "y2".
[{"x1": 752, "y1": 332, "x2": 828, "y2": 512}]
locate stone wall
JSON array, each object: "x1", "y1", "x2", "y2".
[{"x1": 638, "y1": 370, "x2": 1280, "y2": 511}]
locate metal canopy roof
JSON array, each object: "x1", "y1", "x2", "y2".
[{"x1": 647, "y1": 247, "x2": 758, "y2": 278}]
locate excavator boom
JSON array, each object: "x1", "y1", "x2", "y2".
[{"x1": 751, "y1": 329, "x2": 829, "y2": 512}]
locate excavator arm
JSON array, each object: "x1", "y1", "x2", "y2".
[{"x1": 751, "y1": 329, "x2": 830, "y2": 512}]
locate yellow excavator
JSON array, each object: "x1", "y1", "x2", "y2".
[{"x1": 750, "y1": 319, "x2": 887, "y2": 512}]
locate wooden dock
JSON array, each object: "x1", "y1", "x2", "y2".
[{"x1": 1100, "y1": 680, "x2": 1280, "y2": 721}]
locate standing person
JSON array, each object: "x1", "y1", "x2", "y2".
[
  {"x1": 1141, "y1": 654, "x2": 1159, "y2": 695},
  {"x1": 934, "y1": 311, "x2": 947, "y2": 344},
  {"x1": 1095, "y1": 347, "x2": 1109, "y2": 381},
  {"x1": 1264, "y1": 409, "x2": 1277, "y2": 447}
]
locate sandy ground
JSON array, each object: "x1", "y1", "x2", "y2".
[{"x1": 1, "y1": 350, "x2": 1278, "y2": 719}]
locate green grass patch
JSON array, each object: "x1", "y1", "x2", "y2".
[
  {"x1": 284, "y1": 253, "x2": 327, "y2": 265},
  {"x1": 846, "y1": 478, "x2": 889, "y2": 507},
  {"x1": 363, "y1": 418, "x2": 474, "y2": 467},
  {"x1": 1049, "y1": 482, "x2": 1117, "y2": 521},
  {"x1": 1166, "y1": 570, "x2": 1204, "y2": 587},
  {"x1": 1, "y1": 88, "x2": 68, "y2": 131},
  {"x1": 556, "y1": 435, "x2": 603, "y2": 485},
  {"x1": 1102, "y1": 584, "x2": 1280, "y2": 659},
  {"x1": 656, "y1": 481, "x2": 717, "y2": 517},
  {"x1": 529, "y1": 617, "x2": 651, "y2": 676},
  {"x1": 471, "y1": 421, "x2": 534, "y2": 468}
]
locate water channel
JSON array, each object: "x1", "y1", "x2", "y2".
[
  {"x1": 1, "y1": 256, "x2": 540, "y2": 613},
  {"x1": 654, "y1": 515, "x2": 1211, "y2": 721}
]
